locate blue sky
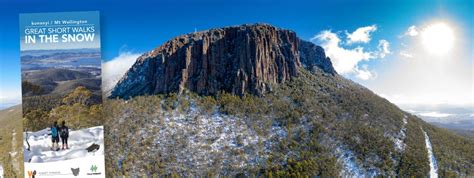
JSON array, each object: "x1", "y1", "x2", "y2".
[{"x1": 1, "y1": 0, "x2": 473, "y2": 111}]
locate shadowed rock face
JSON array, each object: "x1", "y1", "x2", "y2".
[
  {"x1": 299, "y1": 40, "x2": 337, "y2": 74},
  {"x1": 111, "y1": 24, "x2": 336, "y2": 99}
]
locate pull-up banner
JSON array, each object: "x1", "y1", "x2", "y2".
[{"x1": 20, "y1": 11, "x2": 105, "y2": 178}]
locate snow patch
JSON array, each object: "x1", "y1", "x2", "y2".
[
  {"x1": 335, "y1": 146, "x2": 378, "y2": 177},
  {"x1": 107, "y1": 100, "x2": 291, "y2": 175},
  {"x1": 336, "y1": 146, "x2": 365, "y2": 177},
  {"x1": 423, "y1": 129, "x2": 438, "y2": 178},
  {"x1": 151, "y1": 106, "x2": 267, "y2": 171},
  {"x1": 393, "y1": 115, "x2": 408, "y2": 151}
]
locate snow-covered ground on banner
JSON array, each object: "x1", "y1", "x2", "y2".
[
  {"x1": 24, "y1": 126, "x2": 104, "y2": 163},
  {"x1": 23, "y1": 126, "x2": 105, "y2": 177},
  {"x1": 423, "y1": 130, "x2": 438, "y2": 178}
]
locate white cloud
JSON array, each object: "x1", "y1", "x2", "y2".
[
  {"x1": 355, "y1": 65, "x2": 376, "y2": 80},
  {"x1": 418, "y1": 111, "x2": 453, "y2": 118},
  {"x1": 102, "y1": 51, "x2": 141, "y2": 95},
  {"x1": 399, "y1": 51, "x2": 414, "y2": 58},
  {"x1": 0, "y1": 90, "x2": 21, "y2": 109},
  {"x1": 346, "y1": 25, "x2": 377, "y2": 44},
  {"x1": 378, "y1": 39, "x2": 391, "y2": 58},
  {"x1": 312, "y1": 29, "x2": 384, "y2": 80},
  {"x1": 404, "y1": 25, "x2": 419, "y2": 37}
]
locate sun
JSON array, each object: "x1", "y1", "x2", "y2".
[{"x1": 421, "y1": 22, "x2": 454, "y2": 56}]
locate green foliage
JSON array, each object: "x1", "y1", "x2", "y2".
[
  {"x1": 198, "y1": 95, "x2": 217, "y2": 113},
  {"x1": 423, "y1": 123, "x2": 474, "y2": 176},
  {"x1": 62, "y1": 86, "x2": 93, "y2": 105},
  {"x1": 50, "y1": 103, "x2": 102, "y2": 129},
  {"x1": 23, "y1": 86, "x2": 102, "y2": 131},
  {"x1": 102, "y1": 67, "x2": 474, "y2": 177},
  {"x1": 23, "y1": 109, "x2": 49, "y2": 131},
  {"x1": 216, "y1": 92, "x2": 269, "y2": 118},
  {"x1": 162, "y1": 93, "x2": 178, "y2": 111},
  {"x1": 22, "y1": 94, "x2": 63, "y2": 114},
  {"x1": 263, "y1": 121, "x2": 339, "y2": 177},
  {"x1": 264, "y1": 155, "x2": 338, "y2": 177},
  {"x1": 22, "y1": 80, "x2": 45, "y2": 95},
  {"x1": 341, "y1": 120, "x2": 395, "y2": 173},
  {"x1": 398, "y1": 117, "x2": 430, "y2": 177}
]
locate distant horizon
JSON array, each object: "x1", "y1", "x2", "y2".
[{"x1": 20, "y1": 47, "x2": 100, "y2": 52}]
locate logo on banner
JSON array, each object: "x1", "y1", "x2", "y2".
[
  {"x1": 71, "y1": 168, "x2": 80, "y2": 176},
  {"x1": 27, "y1": 170, "x2": 36, "y2": 178},
  {"x1": 91, "y1": 165, "x2": 98, "y2": 172},
  {"x1": 87, "y1": 164, "x2": 102, "y2": 175}
]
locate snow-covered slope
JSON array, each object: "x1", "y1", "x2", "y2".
[
  {"x1": 108, "y1": 104, "x2": 285, "y2": 175},
  {"x1": 24, "y1": 126, "x2": 104, "y2": 163},
  {"x1": 23, "y1": 126, "x2": 105, "y2": 177}
]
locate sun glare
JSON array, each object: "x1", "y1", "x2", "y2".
[{"x1": 421, "y1": 22, "x2": 454, "y2": 56}]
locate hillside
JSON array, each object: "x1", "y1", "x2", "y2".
[
  {"x1": 52, "y1": 78, "x2": 102, "y2": 95},
  {"x1": 21, "y1": 66, "x2": 103, "y2": 132},
  {"x1": 23, "y1": 68, "x2": 93, "y2": 83},
  {"x1": 0, "y1": 105, "x2": 23, "y2": 177},
  {"x1": 22, "y1": 68, "x2": 100, "y2": 96},
  {"x1": 105, "y1": 24, "x2": 473, "y2": 177}
]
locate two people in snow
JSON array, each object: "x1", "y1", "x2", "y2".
[{"x1": 50, "y1": 121, "x2": 69, "y2": 151}]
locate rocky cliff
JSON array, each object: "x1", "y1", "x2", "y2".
[
  {"x1": 110, "y1": 24, "x2": 335, "y2": 99},
  {"x1": 105, "y1": 24, "x2": 474, "y2": 177}
]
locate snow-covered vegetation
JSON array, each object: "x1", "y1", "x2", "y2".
[{"x1": 103, "y1": 69, "x2": 474, "y2": 177}]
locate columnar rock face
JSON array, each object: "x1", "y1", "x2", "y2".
[
  {"x1": 299, "y1": 40, "x2": 336, "y2": 74},
  {"x1": 110, "y1": 24, "x2": 336, "y2": 99}
]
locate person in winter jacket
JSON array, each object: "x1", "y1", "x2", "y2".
[
  {"x1": 50, "y1": 121, "x2": 60, "y2": 151},
  {"x1": 60, "y1": 120, "x2": 69, "y2": 150}
]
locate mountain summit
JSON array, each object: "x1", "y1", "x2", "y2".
[
  {"x1": 110, "y1": 24, "x2": 335, "y2": 99},
  {"x1": 105, "y1": 24, "x2": 473, "y2": 177}
]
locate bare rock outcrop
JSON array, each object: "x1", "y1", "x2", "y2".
[{"x1": 111, "y1": 24, "x2": 335, "y2": 99}]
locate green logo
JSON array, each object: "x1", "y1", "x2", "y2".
[{"x1": 90, "y1": 165, "x2": 98, "y2": 172}]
